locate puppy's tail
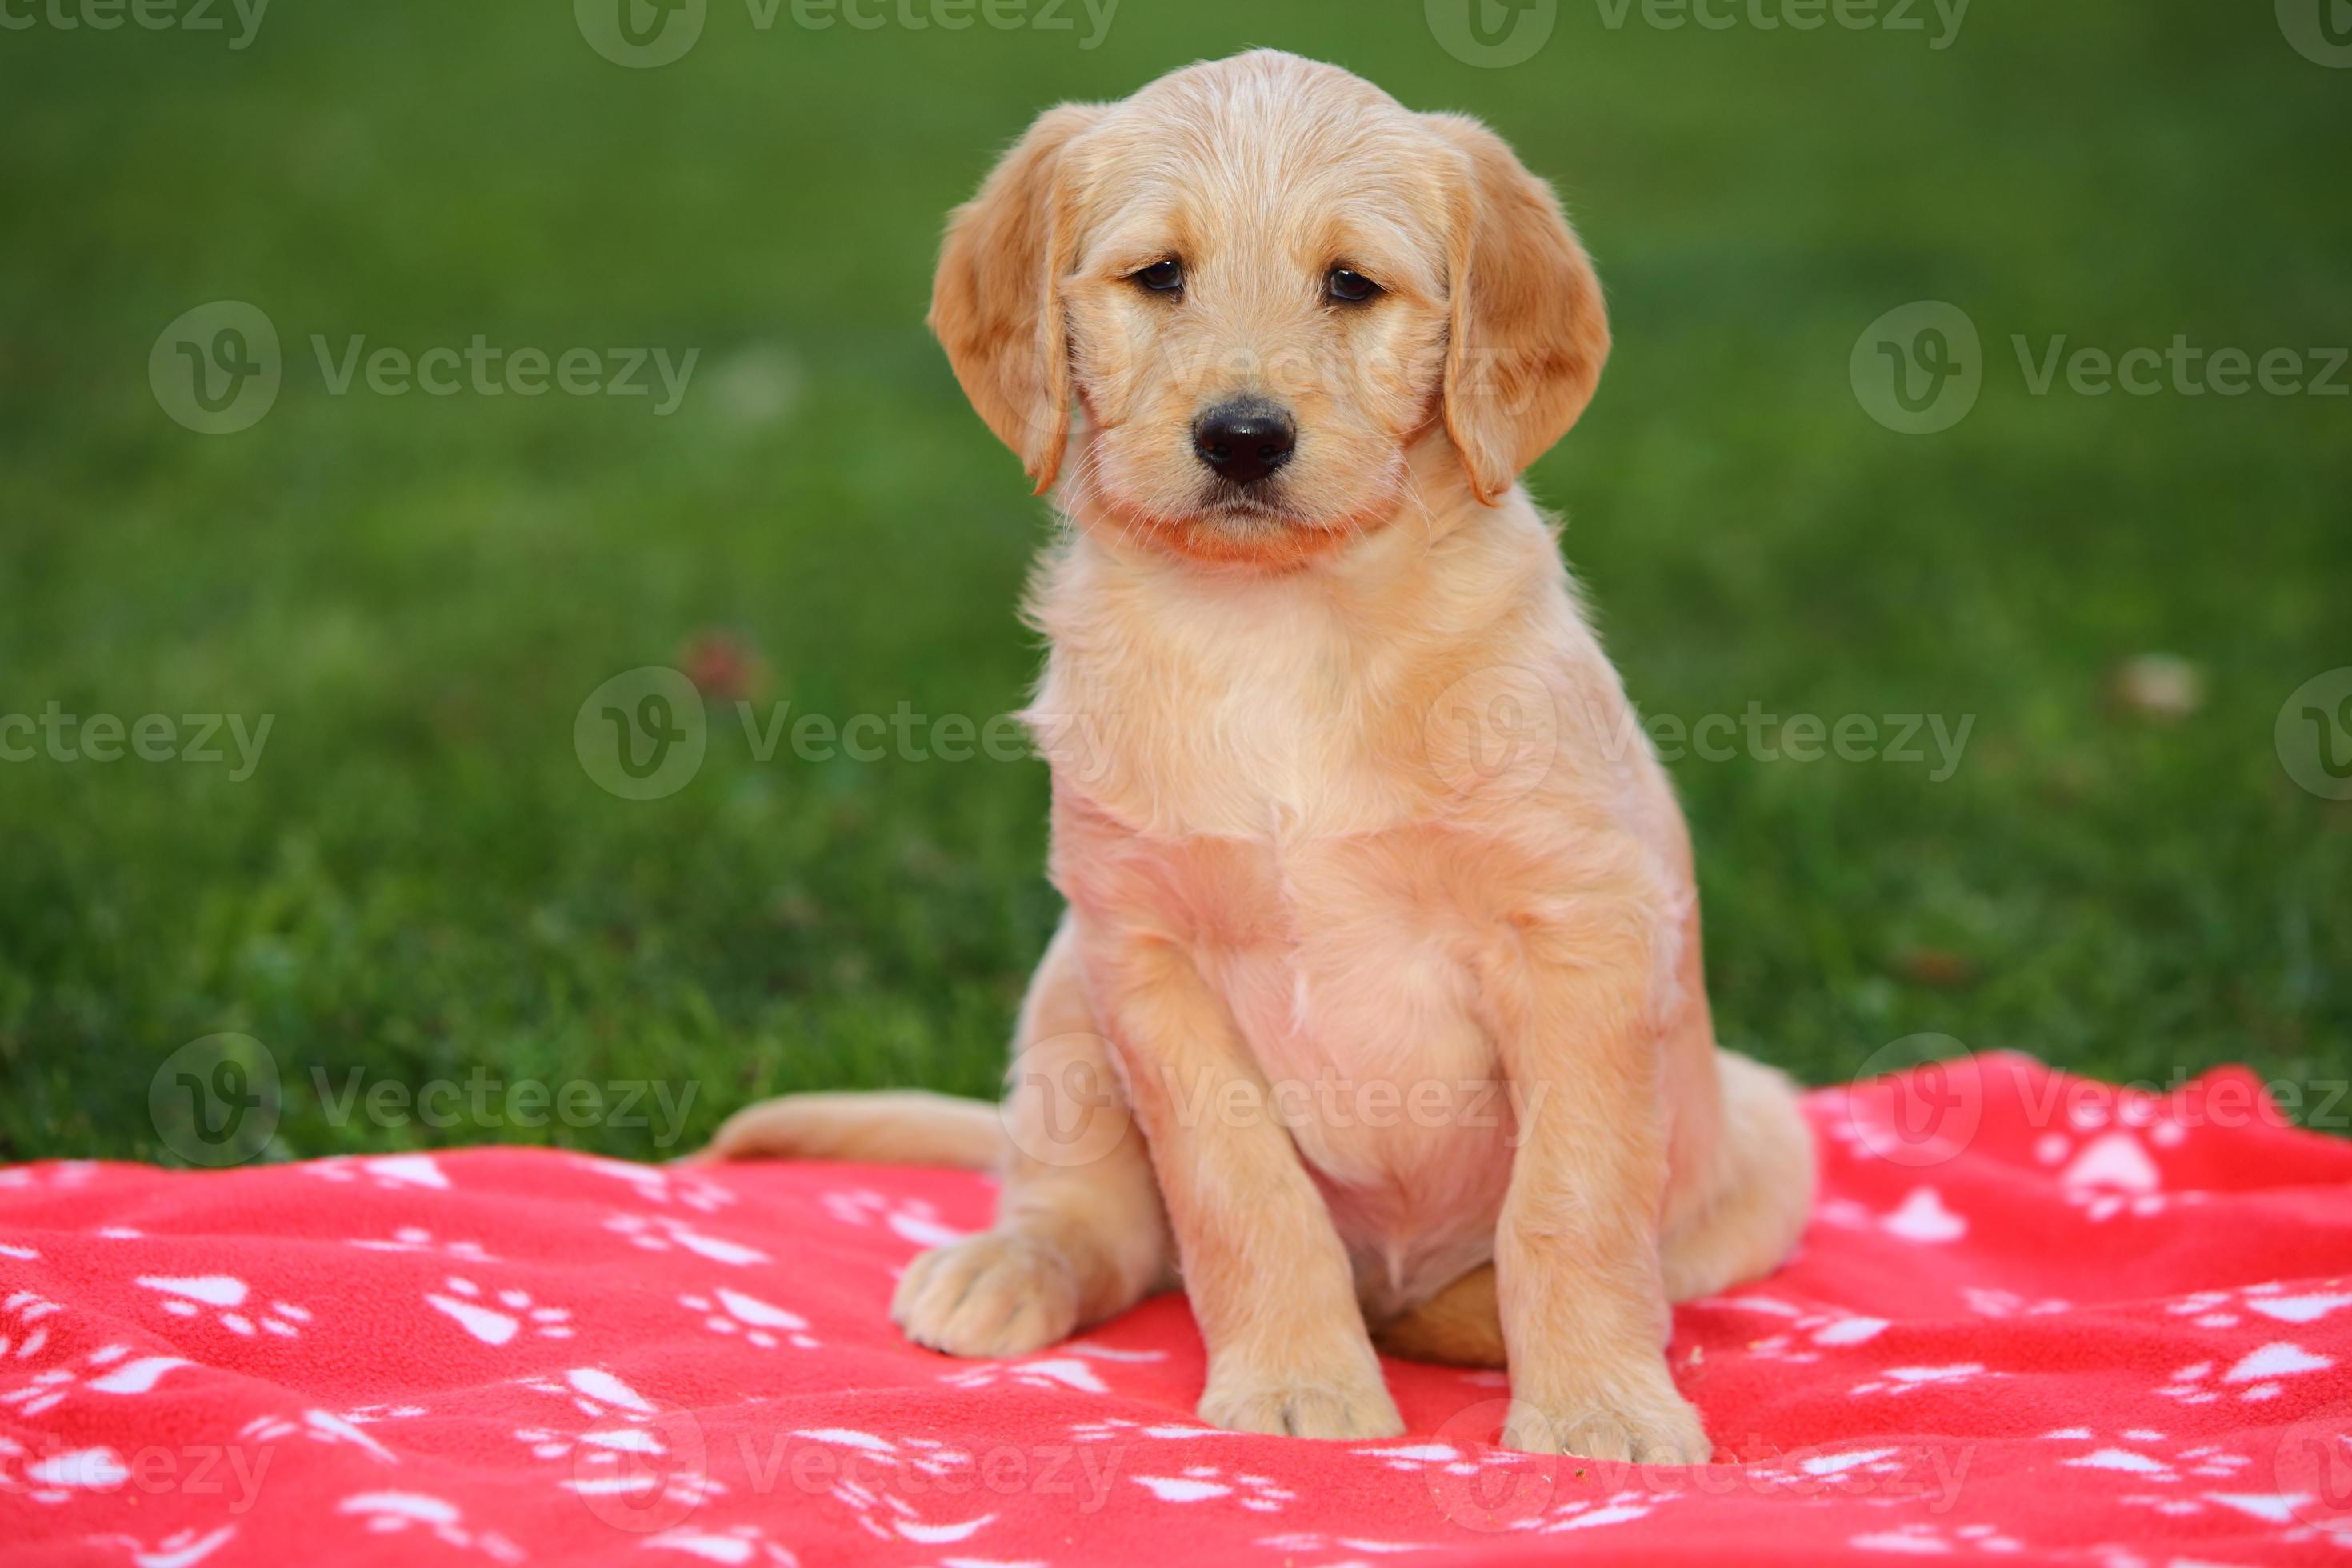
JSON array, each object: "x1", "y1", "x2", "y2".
[{"x1": 686, "y1": 1090, "x2": 1006, "y2": 1170}]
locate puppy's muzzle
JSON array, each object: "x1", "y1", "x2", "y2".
[{"x1": 1191, "y1": 398, "x2": 1296, "y2": 486}]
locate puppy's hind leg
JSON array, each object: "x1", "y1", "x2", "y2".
[
  {"x1": 1370, "y1": 1265, "x2": 1506, "y2": 1368},
  {"x1": 893, "y1": 914, "x2": 1175, "y2": 1358},
  {"x1": 1659, "y1": 1050, "x2": 1816, "y2": 1303}
]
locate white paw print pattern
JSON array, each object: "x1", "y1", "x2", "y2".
[
  {"x1": 426, "y1": 1278, "x2": 574, "y2": 1346},
  {"x1": 678, "y1": 1287, "x2": 818, "y2": 1350},
  {"x1": 820, "y1": 1187, "x2": 970, "y2": 1250},
  {"x1": 2030, "y1": 1104, "x2": 2193, "y2": 1221},
  {"x1": 1540, "y1": 1491, "x2": 1674, "y2": 1534},
  {"x1": 2038, "y1": 1087, "x2": 2188, "y2": 1166},
  {"x1": 350, "y1": 1226, "x2": 495, "y2": 1262},
  {"x1": 563, "y1": 1437, "x2": 723, "y2": 1518},
  {"x1": 938, "y1": 1338, "x2": 1162, "y2": 1398},
  {"x1": 1815, "y1": 1187, "x2": 1970, "y2": 1243},
  {"x1": 2162, "y1": 1278, "x2": 2352, "y2": 1332},
  {"x1": 606, "y1": 1214, "x2": 770, "y2": 1267},
  {"x1": 1962, "y1": 1287, "x2": 2071, "y2": 1318},
  {"x1": 137, "y1": 1275, "x2": 310, "y2": 1338},
  {"x1": 942, "y1": 1355, "x2": 1111, "y2": 1396},
  {"x1": 1, "y1": 1342, "x2": 193, "y2": 1418},
  {"x1": 78, "y1": 1526, "x2": 237, "y2": 1566},
  {"x1": 642, "y1": 1522, "x2": 799, "y2": 1564},
  {"x1": 0, "y1": 1290, "x2": 64, "y2": 1365},
  {"x1": 571, "y1": 1156, "x2": 736, "y2": 1215},
  {"x1": 8, "y1": 1441, "x2": 135, "y2": 1505},
  {"x1": 1850, "y1": 1522, "x2": 2023, "y2": 1554},
  {"x1": 1849, "y1": 1362, "x2": 1996, "y2": 1398},
  {"x1": 0, "y1": 1162, "x2": 94, "y2": 1193},
  {"x1": 774, "y1": 1428, "x2": 1001, "y2": 1549},
  {"x1": 306, "y1": 1154, "x2": 451, "y2": 1191},
  {"x1": 2094, "y1": 1490, "x2": 2352, "y2": 1554},
  {"x1": 512, "y1": 1367, "x2": 726, "y2": 1518},
  {"x1": 2154, "y1": 1341, "x2": 2337, "y2": 1404},
  {"x1": 1744, "y1": 1446, "x2": 1910, "y2": 1493},
  {"x1": 1338, "y1": 1450, "x2": 1678, "y2": 1538},
  {"x1": 1719, "y1": 1294, "x2": 1890, "y2": 1364},
  {"x1": 238, "y1": 1408, "x2": 398, "y2": 1463},
  {"x1": 336, "y1": 1491, "x2": 524, "y2": 1562},
  {"x1": 518, "y1": 1365, "x2": 662, "y2": 1423},
  {"x1": 1259, "y1": 1529, "x2": 1435, "y2": 1556},
  {"x1": 2041, "y1": 1434, "x2": 2322, "y2": 1548},
  {"x1": 1352, "y1": 1439, "x2": 1490, "y2": 1476},
  {"x1": 1132, "y1": 1466, "x2": 1297, "y2": 1512},
  {"x1": 1066, "y1": 1414, "x2": 1226, "y2": 1446},
  {"x1": 342, "y1": 1399, "x2": 432, "y2": 1422},
  {"x1": 2043, "y1": 1428, "x2": 2253, "y2": 1486}
]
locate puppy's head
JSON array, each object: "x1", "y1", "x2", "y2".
[{"x1": 930, "y1": 51, "x2": 1610, "y2": 567}]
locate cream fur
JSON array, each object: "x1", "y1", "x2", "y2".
[{"x1": 702, "y1": 50, "x2": 1815, "y2": 1462}]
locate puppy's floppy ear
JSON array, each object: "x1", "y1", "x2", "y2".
[
  {"x1": 1426, "y1": 113, "x2": 1610, "y2": 506},
  {"x1": 928, "y1": 103, "x2": 1100, "y2": 494}
]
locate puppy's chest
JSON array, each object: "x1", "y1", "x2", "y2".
[
  {"x1": 1061, "y1": 818, "x2": 1522, "y2": 1305},
  {"x1": 1058, "y1": 808, "x2": 1519, "y2": 1166}
]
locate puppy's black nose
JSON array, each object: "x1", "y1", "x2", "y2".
[{"x1": 1192, "y1": 400, "x2": 1296, "y2": 486}]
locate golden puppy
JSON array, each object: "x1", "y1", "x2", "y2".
[{"x1": 701, "y1": 50, "x2": 1814, "y2": 1462}]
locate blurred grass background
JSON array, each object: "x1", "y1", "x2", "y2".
[{"x1": 0, "y1": 0, "x2": 2346, "y2": 1162}]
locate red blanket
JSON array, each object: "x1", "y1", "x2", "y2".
[{"x1": 3, "y1": 1053, "x2": 2349, "y2": 1566}]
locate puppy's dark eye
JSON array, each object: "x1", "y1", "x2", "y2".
[
  {"x1": 1326, "y1": 267, "x2": 1380, "y2": 304},
  {"x1": 1132, "y1": 259, "x2": 1184, "y2": 294}
]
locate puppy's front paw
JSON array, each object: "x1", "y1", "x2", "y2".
[
  {"x1": 1199, "y1": 1368, "x2": 1405, "y2": 1440},
  {"x1": 1502, "y1": 1366, "x2": 1710, "y2": 1464},
  {"x1": 892, "y1": 1231, "x2": 1080, "y2": 1358}
]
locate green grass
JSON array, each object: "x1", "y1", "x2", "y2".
[{"x1": 1, "y1": 0, "x2": 2346, "y2": 1163}]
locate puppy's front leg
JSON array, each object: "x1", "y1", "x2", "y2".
[
  {"x1": 1100, "y1": 934, "x2": 1404, "y2": 1441},
  {"x1": 1488, "y1": 901, "x2": 1710, "y2": 1465}
]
